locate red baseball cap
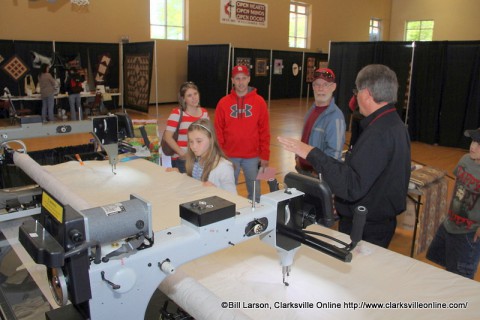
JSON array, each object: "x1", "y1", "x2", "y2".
[
  {"x1": 232, "y1": 65, "x2": 250, "y2": 77},
  {"x1": 313, "y1": 67, "x2": 335, "y2": 83}
]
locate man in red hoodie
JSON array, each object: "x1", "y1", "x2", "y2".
[{"x1": 215, "y1": 65, "x2": 270, "y2": 202}]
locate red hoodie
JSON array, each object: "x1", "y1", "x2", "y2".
[{"x1": 214, "y1": 87, "x2": 270, "y2": 160}]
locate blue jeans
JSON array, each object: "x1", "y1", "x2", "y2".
[
  {"x1": 427, "y1": 223, "x2": 480, "y2": 279},
  {"x1": 230, "y1": 157, "x2": 260, "y2": 202},
  {"x1": 68, "y1": 93, "x2": 81, "y2": 120},
  {"x1": 42, "y1": 95, "x2": 55, "y2": 121}
]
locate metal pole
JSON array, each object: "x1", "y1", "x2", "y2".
[{"x1": 404, "y1": 41, "x2": 415, "y2": 126}]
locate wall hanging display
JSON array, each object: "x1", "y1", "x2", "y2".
[
  {"x1": 292, "y1": 63, "x2": 299, "y2": 76},
  {"x1": 255, "y1": 58, "x2": 268, "y2": 76},
  {"x1": 124, "y1": 54, "x2": 151, "y2": 112},
  {"x1": 235, "y1": 57, "x2": 251, "y2": 68},
  {"x1": 273, "y1": 59, "x2": 283, "y2": 75},
  {"x1": 95, "y1": 53, "x2": 111, "y2": 84},
  {"x1": 305, "y1": 57, "x2": 316, "y2": 83},
  {"x1": 2, "y1": 55, "x2": 29, "y2": 81}
]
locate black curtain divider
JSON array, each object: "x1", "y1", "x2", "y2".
[
  {"x1": 56, "y1": 41, "x2": 120, "y2": 94},
  {"x1": 187, "y1": 44, "x2": 230, "y2": 109},
  {"x1": 270, "y1": 50, "x2": 303, "y2": 99},
  {"x1": 123, "y1": 41, "x2": 154, "y2": 113},
  {"x1": 408, "y1": 42, "x2": 447, "y2": 144},
  {"x1": 4, "y1": 40, "x2": 55, "y2": 114},
  {"x1": 0, "y1": 40, "x2": 16, "y2": 98},
  {"x1": 372, "y1": 42, "x2": 413, "y2": 115},
  {"x1": 329, "y1": 42, "x2": 376, "y2": 119},
  {"x1": 331, "y1": 40, "x2": 480, "y2": 149},
  {"x1": 437, "y1": 42, "x2": 480, "y2": 148},
  {"x1": 329, "y1": 42, "x2": 412, "y2": 124},
  {"x1": 461, "y1": 46, "x2": 480, "y2": 149},
  {"x1": 2, "y1": 40, "x2": 54, "y2": 96},
  {"x1": 233, "y1": 48, "x2": 271, "y2": 99}
]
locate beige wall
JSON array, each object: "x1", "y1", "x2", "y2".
[
  {"x1": 1, "y1": 0, "x2": 478, "y2": 103},
  {"x1": 0, "y1": 0, "x2": 391, "y2": 103},
  {"x1": 189, "y1": 0, "x2": 391, "y2": 53},
  {"x1": 390, "y1": 0, "x2": 480, "y2": 40}
]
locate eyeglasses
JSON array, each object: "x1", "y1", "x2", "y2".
[
  {"x1": 314, "y1": 70, "x2": 334, "y2": 80},
  {"x1": 312, "y1": 82, "x2": 334, "y2": 89}
]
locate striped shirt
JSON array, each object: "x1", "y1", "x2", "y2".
[
  {"x1": 192, "y1": 159, "x2": 204, "y2": 181},
  {"x1": 166, "y1": 107, "x2": 209, "y2": 158}
]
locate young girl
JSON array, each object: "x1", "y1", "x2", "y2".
[
  {"x1": 163, "y1": 82, "x2": 209, "y2": 173},
  {"x1": 185, "y1": 118, "x2": 237, "y2": 194}
]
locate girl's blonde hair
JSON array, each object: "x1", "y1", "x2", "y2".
[{"x1": 185, "y1": 118, "x2": 229, "y2": 182}]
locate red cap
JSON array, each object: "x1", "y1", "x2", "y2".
[
  {"x1": 348, "y1": 95, "x2": 357, "y2": 112},
  {"x1": 232, "y1": 65, "x2": 250, "y2": 77},
  {"x1": 313, "y1": 67, "x2": 335, "y2": 83}
]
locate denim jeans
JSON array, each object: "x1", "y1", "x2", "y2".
[
  {"x1": 42, "y1": 95, "x2": 55, "y2": 121},
  {"x1": 230, "y1": 157, "x2": 260, "y2": 202},
  {"x1": 427, "y1": 223, "x2": 480, "y2": 279},
  {"x1": 68, "y1": 93, "x2": 81, "y2": 120}
]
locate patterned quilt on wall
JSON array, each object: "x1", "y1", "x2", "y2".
[{"x1": 124, "y1": 54, "x2": 151, "y2": 113}]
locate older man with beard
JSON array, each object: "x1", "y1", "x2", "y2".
[{"x1": 295, "y1": 68, "x2": 346, "y2": 177}]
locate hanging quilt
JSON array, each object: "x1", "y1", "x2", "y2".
[
  {"x1": 124, "y1": 54, "x2": 151, "y2": 112},
  {"x1": 95, "y1": 53, "x2": 111, "y2": 84},
  {"x1": 2, "y1": 55, "x2": 29, "y2": 81}
]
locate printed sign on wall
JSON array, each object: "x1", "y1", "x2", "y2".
[{"x1": 220, "y1": 0, "x2": 268, "y2": 28}]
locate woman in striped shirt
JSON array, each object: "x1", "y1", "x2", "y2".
[{"x1": 163, "y1": 82, "x2": 209, "y2": 172}]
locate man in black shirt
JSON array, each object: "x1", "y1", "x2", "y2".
[{"x1": 278, "y1": 64, "x2": 411, "y2": 248}]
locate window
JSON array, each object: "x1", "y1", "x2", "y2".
[
  {"x1": 150, "y1": 0, "x2": 186, "y2": 40},
  {"x1": 289, "y1": 2, "x2": 310, "y2": 49},
  {"x1": 369, "y1": 18, "x2": 381, "y2": 41},
  {"x1": 405, "y1": 20, "x2": 434, "y2": 41}
]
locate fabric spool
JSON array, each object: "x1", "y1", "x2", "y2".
[
  {"x1": 13, "y1": 152, "x2": 90, "y2": 211},
  {"x1": 160, "y1": 269, "x2": 251, "y2": 320}
]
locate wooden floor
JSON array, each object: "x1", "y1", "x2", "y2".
[{"x1": 4, "y1": 98, "x2": 478, "y2": 281}]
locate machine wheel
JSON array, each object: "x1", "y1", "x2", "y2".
[{"x1": 47, "y1": 267, "x2": 68, "y2": 306}]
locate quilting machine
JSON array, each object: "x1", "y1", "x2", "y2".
[
  {"x1": 17, "y1": 170, "x2": 367, "y2": 320},
  {"x1": 0, "y1": 114, "x2": 121, "y2": 172},
  {"x1": 0, "y1": 114, "x2": 127, "y2": 220}
]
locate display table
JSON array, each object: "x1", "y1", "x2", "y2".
[
  {"x1": 1, "y1": 92, "x2": 122, "y2": 120},
  {"x1": 1, "y1": 158, "x2": 479, "y2": 320}
]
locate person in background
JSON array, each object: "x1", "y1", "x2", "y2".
[
  {"x1": 426, "y1": 128, "x2": 480, "y2": 279},
  {"x1": 38, "y1": 63, "x2": 57, "y2": 122},
  {"x1": 65, "y1": 67, "x2": 85, "y2": 121},
  {"x1": 278, "y1": 64, "x2": 411, "y2": 248},
  {"x1": 214, "y1": 65, "x2": 270, "y2": 203},
  {"x1": 348, "y1": 92, "x2": 365, "y2": 148},
  {"x1": 163, "y1": 81, "x2": 209, "y2": 173},
  {"x1": 184, "y1": 118, "x2": 237, "y2": 194},
  {"x1": 296, "y1": 67, "x2": 345, "y2": 177}
]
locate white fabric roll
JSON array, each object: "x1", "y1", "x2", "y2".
[
  {"x1": 13, "y1": 152, "x2": 91, "y2": 211},
  {"x1": 160, "y1": 269, "x2": 251, "y2": 320}
]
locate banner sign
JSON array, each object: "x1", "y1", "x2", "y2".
[{"x1": 220, "y1": 0, "x2": 268, "y2": 28}]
